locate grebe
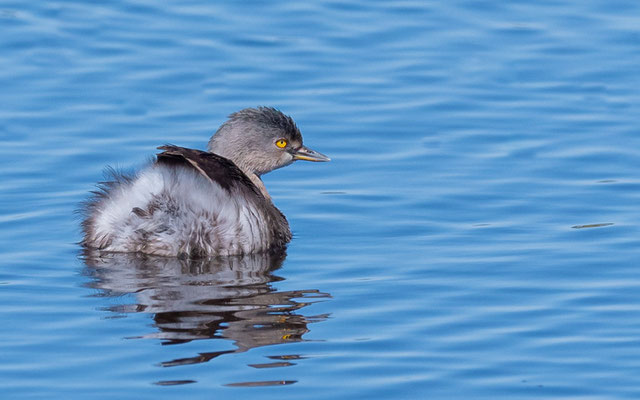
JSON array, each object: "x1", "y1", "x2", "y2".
[{"x1": 81, "y1": 107, "x2": 329, "y2": 257}]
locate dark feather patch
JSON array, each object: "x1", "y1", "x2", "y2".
[
  {"x1": 132, "y1": 207, "x2": 148, "y2": 217},
  {"x1": 156, "y1": 145, "x2": 262, "y2": 197}
]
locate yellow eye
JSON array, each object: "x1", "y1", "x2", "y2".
[{"x1": 276, "y1": 139, "x2": 287, "y2": 148}]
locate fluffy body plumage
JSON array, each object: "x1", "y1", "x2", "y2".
[{"x1": 81, "y1": 107, "x2": 329, "y2": 258}]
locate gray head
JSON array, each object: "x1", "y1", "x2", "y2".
[{"x1": 207, "y1": 107, "x2": 330, "y2": 176}]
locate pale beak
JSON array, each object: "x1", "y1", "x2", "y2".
[{"x1": 292, "y1": 146, "x2": 331, "y2": 162}]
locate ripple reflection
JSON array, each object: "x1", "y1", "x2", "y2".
[{"x1": 82, "y1": 250, "x2": 330, "y2": 368}]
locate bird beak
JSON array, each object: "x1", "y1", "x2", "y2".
[{"x1": 292, "y1": 146, "x2": 331, "y2": 162}]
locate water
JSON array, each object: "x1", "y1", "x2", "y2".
[{"x1": 1, "y1": 1, "x2": 640, "y2": 398}]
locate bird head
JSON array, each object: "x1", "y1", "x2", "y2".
[{"x1": 207, "y1": 107, "x2": 330, "y2": 176}]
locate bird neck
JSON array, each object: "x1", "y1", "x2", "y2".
[
  {"x1": 245, "y1": 171, "x2": 271, "y2": 201},
  {"x1": 207, "y1": 141, "x2": 273, "y2": 200}
]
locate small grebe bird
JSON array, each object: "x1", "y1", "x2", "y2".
[{"x1": 81, "y1": 107, "x2": 329, "y2": 257}]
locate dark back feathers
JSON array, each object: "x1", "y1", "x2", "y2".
[{"x1": 156, "y1": 145, "x2": 262, "y2": 198}]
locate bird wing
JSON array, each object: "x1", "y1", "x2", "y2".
[{"x1": 156, "y1": 145, "x2": 261, "y2": 196}]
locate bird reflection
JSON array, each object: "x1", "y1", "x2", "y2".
[{"x1": 82, "y1": 249, "x2": 330, "y2": 367}]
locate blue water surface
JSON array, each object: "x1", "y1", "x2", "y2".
[{"x1": 1, "y1": 1, "x2": 640, "y2": 399}]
